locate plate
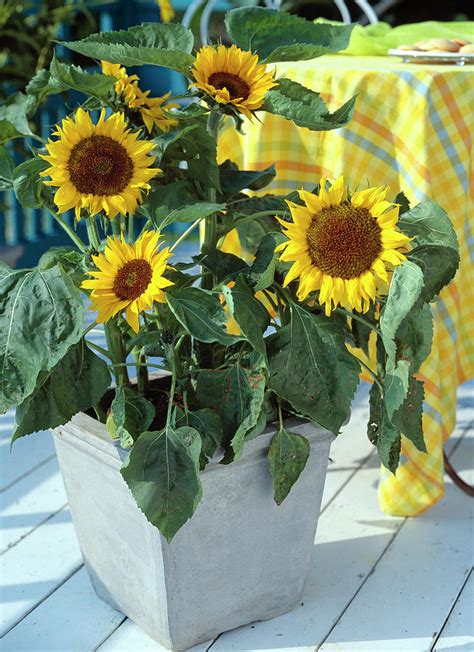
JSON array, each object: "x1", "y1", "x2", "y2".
[{"x1": 388, "y1": 48, "x2": 474, "y2": 66}]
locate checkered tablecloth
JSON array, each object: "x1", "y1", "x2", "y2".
[{"x1": 218, "y1": 54, "x2": 474, "y2": 516}]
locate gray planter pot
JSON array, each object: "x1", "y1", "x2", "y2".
[{"x1": 53, "y1": 413, "x2": 334, "y2": 650}]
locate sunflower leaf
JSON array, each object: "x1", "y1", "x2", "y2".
[
  {"x1": 225, "y1": 8, "x2": 353, "y2": 62},
  {"x1": 196, "y1": 362, "x2": 265, "y2": 461},
  {"x1": 229, "y1": 275, "x2": 270, "y2": 364},
  {"x1": 60, "y1": 23, "x2": 195, "y2": 73},
  {"x1": 398, "y1": 201, "x2": 459, "y2": 302},
  {"x1": 166, "y1": 286, "x2": 240, "y2": 345},
  {"x1": 368, "y1": 382, "x2": 401, "y2": 473},
  {"x1": 0, "y1": 92, "x2": 36, "y2": 144},
  {"x1": 380, "y1": 261, "x2": 425, "y2": 364},
  {"x1": 107, "y1": 386, "x2": 156, "y2": 449},
  {"x1": 49, "y1": 55, "x2": 116, "y2": 102},
  {"x1": 12, "y1": 157, "x2": 49, "y2": 209},
  {"x1": 266, "y1": 304, "x2": 360, "y2": 433},
  {"x1": 218, "y1": 160, "x2": 276, "y2": 196},
  {"x1": 395, "y1": 303, "x2": 433, "y2": 374},
  {"x1": 393, "y1": 377, "x2": 426, "y2": 453},
  {"x1": 262, "y1": 78, "x2": 356, "y2": 132},
  {"x1": 268, "y1": 426, "x2": 310, "y2": 505},
  {"x1": 175, "y1": 408, "x2": 224, "y2": 469},
  {"x1": 12, "y1": 340, "x2": 110, "y2": 442},
  {"x1": 121, "y1": 425, "x2": 203, "y2": 542}
]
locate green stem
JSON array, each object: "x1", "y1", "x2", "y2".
[
  {"x1": 135, "y1": 350, "x2": 148, "y2": 395},
  {"x1": 110, "y1": 362, "x2": 168, "y2": 371},
  {"x1": 170, "y1": 218, "x2": 204, "y2": 253},
  {"x1": 277, "y1": 402, "x2": 284, "y2": 431},
  {"x1": 111, "y1": 219, "x2": 122, "y2": 238},
  {"x1": 242, "y1": 210, "x2": 288, "y2": 219},
  {"x1": 85, "y1": 217, "x2": 101, "y2": 250},
  {"x1": 349, "y1": 351, "x2": 384, "y2": 393},
  {"x1": 165, "y1": 346, "x2": 177, "y2": 427},
  {"x1": 105, "y1": 321, "x2": 129, "y2": 387},
  {"x1": 93, "y1": 403, "x2": 107, "y2": 423},
  {"x1": 87, "y1": 341, "x2": 113, "y2": 359},
  {"x1": 335, "y1": 307, "x2": 380, "y2": 334},
  {"x1": 50, "y1": 213, "x2": 87, "y2": 253}
]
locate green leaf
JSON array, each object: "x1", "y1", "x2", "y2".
[
  {"x1": 262, "y1": 78, "x2": 356, "y2": 132},
  {"x1": 394, "y1": 191, "x2": 410, "y2": 215},
  {"x1": 200, "y1": 249, "x2": 249, "y2": 283},
  {"x1": 38, "y1": 248, "x2": 88, "y2": 287},
  {"x1": 176, "y1": 408, "x2": 223, "y2": 468},
  {"x1": 266, "y1": 304, "x2": 360, "y2": 433},
  {"x1": 380, "y1": 261, "x2": 425, "y2": 363},
  {"x1": 368, "y1": 382, "x2": 401, "y2": 473},
  {"x1": 121, "y1": 425, "x2": 203, "y2": 542},
  {"x1": 60, "y1": 23, "x2": 195, "y2": 73},
  {"x1": 107, "y1": 386, "x2": 155, "y2": 449},
  {"x1": 196, "y1": 362, "x2": 265, "y2": 460},
  {"x1": 25, "y1": 69, "x2": 57, "y2": 105},
  {"x1": 12, "y1": 340, "x2": 110, "y2": 441},
  {"x1": 166, "y1": 286, "x2": 239, "y2": 345},
  {"x1": 153, "y1": 201, "x2": 225, "y2": 230},
  {"x1": 49, "y1": 55, "x2": 116, "y2": 102},
  {"x1": 229, "y1": 275, "x2": 270, "y2": 363},
  {"x1": 398, "y1": 201, "x2": 459, "y2": 302},
  {"x1": 392, "y1": 377, "x2": 426, "y2": 453},
  {"x1": 219, "y1": 160, "x2": 276, "y2": 196},
  {"x1": 225, "y1": 8, "x2": 353, "y2": 62},
  {"x1": 12, "y1": 158, "x2": 49, "y2": 209},
  {"x1": 0, "y1": 93, "x2": 35, "y2": 144},
  {"x1": 395, "y1": 303, "x2": 433, "y2": 373},
  {"x1": 246, "y1": 232, "x2": 283, "y2": 291},
  {"x1": 384, "y1": 359, "x2": 410, "y2": 420},
  {"x1": 268, "y1": 426, "x2": 310, "y2": 505},
  {"x1": 0, "y1": 146, "x2": 15, "y2": 190},
  {"x1": 152, "y1": 124, "x2": 201, "y2": 163},
  {"x1": 229, "y1": 193, "x2": 288, "y2": 217},
  {"x1": 0, "y1": 264, "x2": 84, "y2": 413}
]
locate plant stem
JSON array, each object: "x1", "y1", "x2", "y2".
[
  {"x1": 335, "y1": 307, "x2": 380, "y2": 334},
  {"x1": 201, "y1": 110, "x2": 222, "y2": 291},
  {"x1": 87, "y1": 341, "x2": 113, "y2": 359},
  {"x1": 241, "y1": 210, "x2": 288, "y2": 219},
  {"x1": 170, "y1": 218, "x2": 204, "y2": 253},
  {"x1": 277, "y1": 402, "x2": 284, "y2": 431},
  {"x1": 105, "y1": 321, "x2": 129, "y2": 387},
  {"x1": 111, "y1": 219, "x2": 122, "y2": 237},
  {"x1": 165, "y1": 345, "x2": 177, "y2": 427},
  {"x1": 93, "y1": 403, "x2": 107, "y2": 423},
  {"x1": 349, "y1": 351, "x2": 384, "y2": 393},
  {"x1": 110, "y1": 362, "x2": 169, "y2": 371},
  {"x1": 85, "y1": 217, "x2": 101, "y2": 250},
  {"x1": 135, "y1": 350, "x2": 148, "y2": 395},
  {"x1": 50, "y1": 213, "x2": 87, "y2": 253}
]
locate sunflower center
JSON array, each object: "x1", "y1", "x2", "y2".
[
  {"x1": 208, "y1": 72, "x2": 250, "y2": 100},
  {"x1": 306, "y1": 204, "x2": 382, "y2": 279},
  {"x1": 113, "y1": 259, "x2": 153, "y2": 300},
  {"x1": 68, "y1": 135, "x2": 134, "y2": 196}
]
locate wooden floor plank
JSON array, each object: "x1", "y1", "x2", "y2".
[
  {"x1": 1, "y1": 568, "x2": 124, "y2": 651},
  {"x1": 319, "y1": 429, "x2": 473, "y2": 651},
  {"x1": 433, "y1": 570, "x2": 474, "y2": 651},
  {"x1": 0, "y1": 417, "x2": 56, "y2": 492},
  {"x1": 0, "y1": 506, "x2": 82, "y2": 636},
  {"x1": 0, "y1": 457, "x2": 67, "y2": 554},
  {"x1": 97, "y1": 619, "x2": 210, "y2": 652}
]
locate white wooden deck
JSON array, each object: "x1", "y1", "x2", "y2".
[{"x1": 1, "y1": 377, "x2": 472, "y2": 652}]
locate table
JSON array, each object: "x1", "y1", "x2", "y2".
[{"x1": 218, "y1": 55, "x2": 474, "y2": 517}]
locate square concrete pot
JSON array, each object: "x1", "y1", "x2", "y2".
[{"x1": 53, "y1": 413, "x2": 334, "y2": 650}]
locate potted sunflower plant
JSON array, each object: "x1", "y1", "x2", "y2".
[{"x1": 0, "y1": 7, "x2": 459, "y2": 650}]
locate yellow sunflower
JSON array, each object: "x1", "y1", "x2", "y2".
[
  {"x1": 82, "y1": 231, "x2": 173, "y2": 333},
  {"x1": 40, "y1": 108, "x2": 160, "y2": 220},
  {"x1": 191, "y1": 44, "x2": 277, "y2": 119},
  {"x1": 277, "y1": 177, "x2": 411, "y2": 316},
  {"x1": 156, "y1": 0, "x2": 175, "y2": 22}
]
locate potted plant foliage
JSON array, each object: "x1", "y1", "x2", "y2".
[{"x1": 0, "y1": 7, "x2": 459, "y2": 650}]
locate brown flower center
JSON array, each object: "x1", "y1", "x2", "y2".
[
  {"x1": 113, "y1": 259, "x2": 153, "y2": 300},
  {"x1": 306, "y1": 204, "x2": 382, "y2": 279},
  {"x1": 68, "y1": 135, "x2": 133, "y2": 196},
  {"x1": 208, "y1": 72, "x2": 250, "y2": 100}
]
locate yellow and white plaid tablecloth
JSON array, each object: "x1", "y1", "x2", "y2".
[{"x1": 218, "y1": 55, "x2": 474, "y2": 517}]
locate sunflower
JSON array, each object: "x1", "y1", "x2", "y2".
[
  {"x1": 156, "y1": 0, "x2": 175, "y2": 22},
  {"x1": 101, "y1": 62, "x2": 179, "y2": 134},
  {"x1": 277, "y1": 177, "x2": 411, "y2": 316},
  {"x1": 191, "y1": 44, "x2": 277, "y2": 119},
  {"x1": 40, "y1": 108, "x2": 159, "y2": 220},
  {"x1": 82, "y1": 231, "x2": 173, "y2": 332}
]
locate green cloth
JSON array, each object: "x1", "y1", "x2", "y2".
[{"x1": 315, "y1": 20, "x2": 474, "y2": 56}]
